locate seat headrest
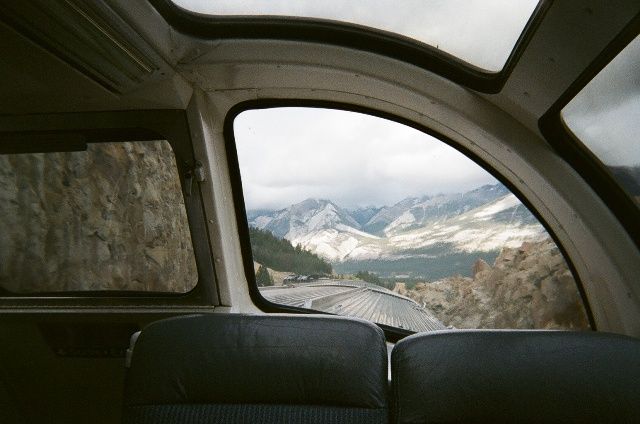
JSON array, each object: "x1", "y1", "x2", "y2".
[
  {"x1": 126, "y1": 314, "x2": 388, "y2": 409},
  {"x1": 392, "y1": 330, "x2": 640, "y2": 423}
]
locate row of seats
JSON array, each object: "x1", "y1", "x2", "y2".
[{"x1": 123, "y1": 314, "x2": 640, "y2": 423}]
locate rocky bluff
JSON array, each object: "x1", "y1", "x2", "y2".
[
  {"x1": 0, "y1": 141, "x2": 197, "y2": 293},
  {"x1": 398, "y1": 238, "x2": 589, "y2": 329}
]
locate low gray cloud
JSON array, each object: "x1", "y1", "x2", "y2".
[{"x1": 235, "y1": 108, "x2": 497, "y2": 210}]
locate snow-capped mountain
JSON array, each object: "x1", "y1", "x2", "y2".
[
  {"x1": 349, "y1": 205, "x2": 382, "y2": 227},
  {"x1": 251, "y1": 198, "x2": 360, "y2": 239},
  {"x1": 250, "y1": 198, "x2": 379, "y2": 261},
  {"x1": 361, "y1": 184, "x2": 511, "y2": 236},
  {"x1": 384, "y1": 193, "x2": 544, "y2": 255},
  {"x1": 247, "y1": 184, "x2": 547, "y2": 267}
]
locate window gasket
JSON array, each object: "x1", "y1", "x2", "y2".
[
  {"x1": 539, "y1": 13, "x2": 640, "y2": 253},
  {"x1": 223, "y1": 99, "x2": 596, "y2": 341},
  {"x1": 0, "y1": 110, "x2": 219, "y2": 308},
  {"x1": 149, "y1": 0, "x2": 551, "y2": 94}
]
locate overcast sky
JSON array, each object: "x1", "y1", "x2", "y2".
[
  {"x1": 173, "y1": 0, "x2": 538, "y2": 70},
  {"x1": 235, "y1": 108, "x2": 498, "y2": 210},
  {"x1": 563, "y1": 35, "x2": 640, "y2": 167}
]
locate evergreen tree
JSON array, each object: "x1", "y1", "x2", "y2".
[
  {"x1": 355, "y1": 270, "x2": 382, "y2": 286},
  {"x1": 249, "y1": 227, "x2": 332, "y2": 275},
  {"x1": 255, "y1": 264, "x2": 274, "y2": 287}
]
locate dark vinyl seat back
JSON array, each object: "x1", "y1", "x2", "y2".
[
  {"x1": 0, "y1": 377, "x2": 25, "y2": 424},
  {"x1": 391, "y1": 330, "x2": 640, "y2": 424},
  {"x1": 124, "y1": 314, "x2": 389, "y2": 424}
]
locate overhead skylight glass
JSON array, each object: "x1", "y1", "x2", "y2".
[
  {"x1": 171, "y1": 0, "x2": 540, "y2": 71},
  {"x1": 562, "y1": 36, "x2": 640, "y2": 206}
]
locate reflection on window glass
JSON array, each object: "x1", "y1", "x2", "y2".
[
  {"x1": 172, "y1": 0, "x2": 538, "y2": 71},
  {"x1": 235, "y1": 108, "x2": 589, "y2": 332},
  {"x1": 0, "y1": 140, "x2": 198, "y2": 293},
  {"x1": 562, "y1": 36, "x2": 640, "y2": 206}
]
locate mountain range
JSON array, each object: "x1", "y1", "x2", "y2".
[{"x1": 247, "y1": 183, "x2": 548, "y2": 279}]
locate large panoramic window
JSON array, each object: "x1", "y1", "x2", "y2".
[
  {"x1": 0, "y1": 140, "x2": 198, "y2": 294},
  {"x1": 172, "y1": 0, "x2": 539, "y2": 71},
  {"x1": 562, "y1": 36, "x2": 640, "y2": 207},
  {"x1": 234, "y1": 107, "x2": 589, "y2": 332}
]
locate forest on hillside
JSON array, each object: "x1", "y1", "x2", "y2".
[{"x1": 249, "y1": 227, "x2": 332, "y2": 276}]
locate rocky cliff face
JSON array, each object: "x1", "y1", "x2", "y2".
[
  {"x1": 402, "y1": 238, "x2": 589, "y2": 329},
  {"x1": 0, "y1": 141, "x2": 197, "y2": 293}
]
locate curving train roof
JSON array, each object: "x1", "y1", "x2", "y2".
[{"x1": 260, "y1": 280, "x2": 446, "y2": 332}]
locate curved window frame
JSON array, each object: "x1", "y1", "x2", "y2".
[
  {"x1": 539, "y1": 14, "x2": 640, "y2": 253},
  {"x1": 223, "y1": 100, "x2": 596, "y2": 341},
  {"x1": 149, "y1": 0, "x2": 552, "y2": 94}
]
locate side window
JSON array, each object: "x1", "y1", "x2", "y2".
[
  {"x1": 234, "y1": 107, "x2": 590, "y2": 332},
  {"x1": 562, "y1": 35, "x2": 640, "y2": 208},
  {"x1": 0, "y1": 139, "x2": 198, "y2": 294}
]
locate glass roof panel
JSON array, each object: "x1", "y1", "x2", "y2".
[
  {"x1": 562, "y1": 36, "x2": 640, "y2": 207},
  {"x1": 171, "y1": 0, "x2": 539, "y2": 72}
]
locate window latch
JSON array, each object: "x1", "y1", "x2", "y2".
[{"x1": 184, "y1": 161, "x2": 206, "y2": 196}]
